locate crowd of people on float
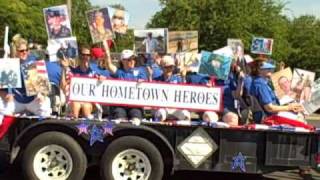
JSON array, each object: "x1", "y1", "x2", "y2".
[{"x1": 0, "y1": 35, "x2": 306, "y2": 126}]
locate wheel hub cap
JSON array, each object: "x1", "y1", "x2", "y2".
[
  {"x1": 33, "y1": 144, "x2": 73, "y2": 180},
  {"x1": 112, "y1": 149, "x2": 151, "y2": 180}
]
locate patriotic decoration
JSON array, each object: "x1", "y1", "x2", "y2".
[
  {"x1": 76, "y1": 121, "x2": 89, "y2": 135},
  {"x1": 102, "y1": 122, "x2": 113, "y2": 136},
  {"x1": 231, "y1": 152, "x2": 246, "y2": 172},
  {"x1": 89, "y1": 124, "x2": 104, "y2": 146},
  {"x1": 22, "y1": 60, "x2": 51, "y2": 96},
  {"x1": 75, "y1": 121, "x2": 114, "y2": 146}
]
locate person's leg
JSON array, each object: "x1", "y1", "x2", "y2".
[
  {"x1": 222, "y1": 112, "x2": 239, "y2": 126},
  {"x1": 81, "y1": 103, "x2": 93, "y2": 118},
  {"x1": 172, "y1": 109, "x2": 191, "y2": 120},
  {"x1": 128, "y1": 108, "x2": 143, "y2": 120},
  {"x1": 202, "y1": 111, "x2": 219, "y2": 123},
  {"x1": 27, "y1": 97, "x2": 52, "y2": 117},
  {"x1": 154, "y1": 108, "x2": 167, "y2": 121},
  {"x1": 111, "y1": 107, "x2": 128, "y2": 120},
  {"x1": 70, "y1": 101, "x2": 81, "y2": 118}
]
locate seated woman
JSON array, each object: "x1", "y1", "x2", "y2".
[
  {"x1": 183, "y1": 70, "x2": 219, "y2": 123},
  {"x1": 62, "y1": 47, "x2": 109, "y2": 118},
  {"x1": 105, "y1": 47, "x2": 148, "y2": 121},
  {"x1": 250, "y1": 61, "x2": 304, "y2": 123},
  {"x1": 0, "y1": 38, "x2": 51, "y2": 117},
  {"x1": 153, "y1": 56, "x2": 191, "y2": 121}
]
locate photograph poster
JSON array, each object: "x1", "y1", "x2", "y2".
[
  {"x1": 43, "y1": 5, "x2": 72, "y2": 39},
  {"x1": 134, "y1": 28, "x2": 168, "y2": 54},
  {"x1": 0, "y1": 58, "x2": 21, "y2": 89}
]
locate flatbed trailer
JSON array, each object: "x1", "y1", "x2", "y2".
[{"x1": 3, "y1": 116, "x2": 320, "y2": 180}]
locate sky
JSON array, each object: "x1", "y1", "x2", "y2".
[{"x1": 90, "y1": 0, "x2": 320, "y2": 29}]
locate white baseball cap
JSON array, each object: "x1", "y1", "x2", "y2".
[{"x1": 121, "y1": 49, "x2": 135, "y2": 60}]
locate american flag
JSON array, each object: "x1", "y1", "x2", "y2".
[{"x1": 35, "y1": 61, "x2": 47, "y2": 74}]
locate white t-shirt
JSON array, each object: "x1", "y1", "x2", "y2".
[{"x1": 143, "y1": 38, "x2": 159, "y2": 53}]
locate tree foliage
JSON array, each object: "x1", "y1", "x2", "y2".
[
  {"x1": 148, "y1": 0, "x2": 290, "y2": 61},
  {"x1": 0, "y1": 0, "x2": 92, "y2": 45},
  {"x1": 287, "y1": 16, "x2": 320, "y2": 75}
]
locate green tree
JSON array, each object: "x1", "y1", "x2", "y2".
[
  {"x1": 0, "y1": 0, "x2": 92, "y2": 45},
  {"x1": 287, "y1": 15, "x2": 320, "y2": 75},
  {"x1": 148, "y1": 0, "x2": 290, "y2": 61}
]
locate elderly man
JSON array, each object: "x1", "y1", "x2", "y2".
[
  {"x1": 0, "y1": 38, "x2": 51, "y2": 116},
  {"x1": 250, "y1": 61, "x2": 304, "y2": 123}
]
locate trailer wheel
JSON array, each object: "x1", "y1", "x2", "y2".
[
  {"x1": 22, "y1": 132, "x2": 87, "y2": 180},
  {"x1": 100, "y1": 136, "x2": 164, "y2": 180}
]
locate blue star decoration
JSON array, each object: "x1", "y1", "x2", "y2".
[
  {"x1": 76, "y1": 122, "x2": 89, "y2": 135},
  {"x1": 102, "y1": 122, "x2": 114, "y2": 136},
  {"x1": 231, "y1": 152, "x2": 246, "y2": 172},
  {"x1": 89, "y1": 124, "x2": 104, "y2": 146}
]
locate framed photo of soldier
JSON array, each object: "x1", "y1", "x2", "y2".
[{"x1": 43, "y1": 5, "x2": 72, "y2": 39}]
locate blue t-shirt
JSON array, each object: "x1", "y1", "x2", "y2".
[
  {"x1": 216, "y1": 72, "x2": 237, "y2": 111},
  {"x1": 71, "y1": 66, "x2": 97, "y2": 77},
  {"x1": 114, "y1": 67, "x2": 148, "y2": 81},
  {"x1": 243, "y1": 75, "x2": 253, "y2": 96},
  {"x1": 250, "y1": 76, "x2": 280, "y2": 116},
  {"x1": 150, "y1": 63, "x2": 163, "y2": 79},
  {"x1": 13, "y1": 54, "x2": 37, "y2": 103},
  {"x1": 46, "y1": 61, "x2": 62, "y2": 86},
  {"x1": 186, "y1": 73, "x2": 210, "y2": 85},
  {"x1": 154, "y1": 74, "x2": 182, "y2": 83},
  {"x1": 90, "y1": 62, "x2": 111, "y2": 78}
]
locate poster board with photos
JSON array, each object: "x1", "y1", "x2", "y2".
[
  {"x1": 271, "y1": 68, "x2": 293, "y2": 105},
  {"x1": 43, "y1": 5, "x2": 72, "y2": 39},
  {"x1": 134, "y1": 29, "x2": 168, "y2": 54},
  {"x1": 47, "y1": 37, "x2": 78, "y2": 62},
  {"x1": 291, "y1": 68, "x2": 315, "y2": 103},
  {"x1": 107, "y1": 7, "x2": 130, "y2": 34},
  {"x1": 87, "y1": 8, "x2": 113, "y2": 43},
  {"x1": 0, "y1": 58, "x2": 22, "y2": 88},
  {"x1": 175, "y1": 52, "x2": 201, "y2": 73},
  {"x1": 303, "y1": 78, "x2": 320, "y2": 114},
  {"x1": 199, "y1": 47, "x2": 233, "y2": 80},
  {"x1": 251, "y1": 37, "x2": 273, "y2": 55},
  {"x1": 168, "y1": 31, "x2": 198, "y2": 53},
  {"x1": 227, "y1": 39, "x2": 244, "y2": 58},
  {"x1": 21, "y1": 60, "x2": 51, "y2": 96}
]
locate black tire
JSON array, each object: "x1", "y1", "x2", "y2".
[
  {"x1": 22, "y1": 131, "x2": 87, "y2": 180},
  {"x1": 100, "y1": 136, "x2": 164, "y2": 180}
]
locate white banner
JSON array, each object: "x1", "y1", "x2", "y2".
[{"x1": 69, "y1": 77, "x2": 223, "y2": 111}]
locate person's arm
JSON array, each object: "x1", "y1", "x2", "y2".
[
  {"x1": 0, "y1": 90, "x2": 13, "y2": 102},
  {"x1": 59, "y1": 58, "x2": 70, "y2": 93},
  {"x1": 102, "y1": 40, "x2": 117, "y2": 74},
  {"x1": 234, "y1": 71, "x2": 245, "y2": 99},
  {"x1": 264, "y1": 103, "x2": 304, "y2": 113}
]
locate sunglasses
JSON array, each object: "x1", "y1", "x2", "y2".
[
  {"x1": 18, "y1": 49, "x2": 28, "y2": 53},
  {"x1": 123, "y1": 58, "x2": 135, "y2": 61},
  {"x1": 81, "y1": 53, "x2": 91, "y2": 57},
  {"x1": 113, "y1": 16, "x2": 124, "y2": 20},
  {"x1": 164, "y1": 66, "x2": 174, "y2": 69}
]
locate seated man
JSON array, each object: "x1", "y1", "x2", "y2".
[
  {"x1": 153, "y1": 56, "x2": 191, "y2": 121},
  {"x1": 0, "y1": 38, "x2": 51, "y2": 116},
  {"x1": 250, "y1": 61, "x2": 304, "y2": 123}
]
